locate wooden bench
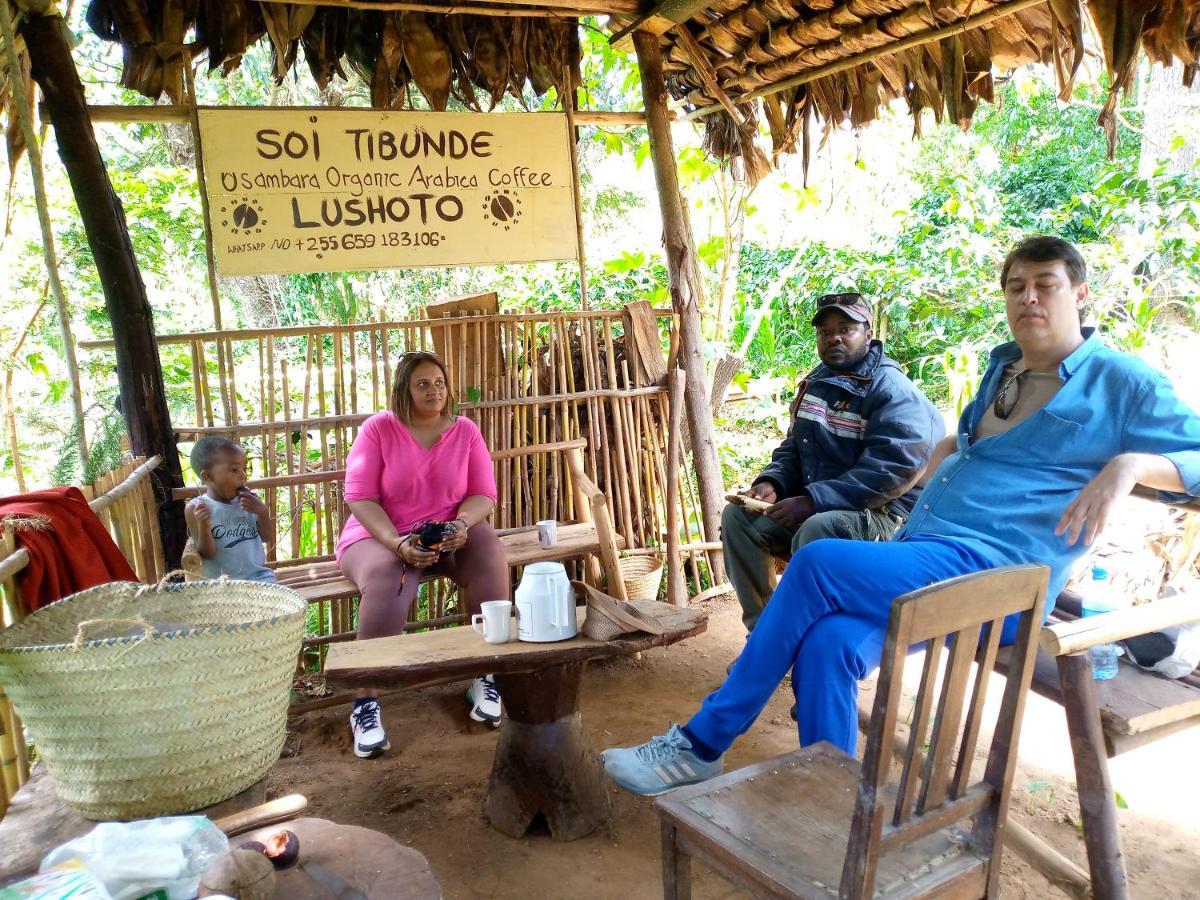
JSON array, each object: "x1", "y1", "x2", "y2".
[
  {"x1": 173, "y1": 438, "x2": 628, "y2": 649},
  {"x1": 989, "y1": 490, "x2": 1200, "y2": 899}
]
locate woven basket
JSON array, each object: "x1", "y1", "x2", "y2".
[
  {"x1": 0, "y1": 578, "x2": 306, "y2": 820},
  {"x1": 619, "y1": 555, "x2": 664, "y2": 601}
]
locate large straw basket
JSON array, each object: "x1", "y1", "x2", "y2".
[
  {"x1": 619, "y1": 555, "x2": 664, "y2": 601},
  {"x1": 0, "y1": 578, "x2": 305, "y2": 820}
]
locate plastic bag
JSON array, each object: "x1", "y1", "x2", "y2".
[{"x1": 40, "y1": 816, "x2": 228, "y2": 900}]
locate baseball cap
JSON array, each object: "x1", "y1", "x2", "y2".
[{"x1": 811, "y1": 292, "x2": 873, "y2": 326}]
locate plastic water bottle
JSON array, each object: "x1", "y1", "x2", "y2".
[{"x1": 1081, "y1": 566, "x2": 1120, "y2": 680}]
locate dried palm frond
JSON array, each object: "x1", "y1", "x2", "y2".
[
  {"x1": 1088, "y1": 0, "x2": 1159, "y2": 152},
  {"x1": 401, "y1": 11, "x2": 451, "y2": 112},
  {"x1": 301, "y1": 8, "x2": 349, "y2": 92}
]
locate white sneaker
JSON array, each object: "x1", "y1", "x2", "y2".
[
  {"x1": 467, "y1": 675, "x2": 502, "y2": 727},
  {"x1": 350, "y1": 698, "x2": 390, "y2": 758}
]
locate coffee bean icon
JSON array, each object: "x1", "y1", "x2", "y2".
[
  {"x1": 489, "y1": 194, "x2": 516, "y2": 223},
  {"x1": 232, "y1": 202, "x2": 260, "y2": 229}
]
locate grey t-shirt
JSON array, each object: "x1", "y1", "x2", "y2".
[
  {"x1": 194, "y1": 494, "x2": 275, "y2": 583},
  {"x1": 974, "y1": 363, "x2": 1064, "y2": 441}
]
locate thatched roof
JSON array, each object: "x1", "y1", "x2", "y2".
[
  {"x1": 2, "y1": 0, "x2": 1200, "y2": 183},
  {"x1": 609, "y1": 0, "x2": 1200, "y2": 180},
  {"x1": 84, "y1": 2, "x2": 584, "y2": 111}
]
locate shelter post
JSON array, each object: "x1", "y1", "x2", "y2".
[
  {"x1": 633, "y1": 29, "x2": 725, "y2": 583},
  {"x1": 19, "y1": 10, "x2": 187, "y2": 567}
]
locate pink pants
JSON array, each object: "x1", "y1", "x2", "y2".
[{"x1": 338, "y1": 522, "x2": 510, "y2": 639}]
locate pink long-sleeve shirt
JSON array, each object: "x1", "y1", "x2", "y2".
[{"x1": 335, "y1": 412, "x2": 497, "y2": 560}]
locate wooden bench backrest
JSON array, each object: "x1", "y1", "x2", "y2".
[
  {"x1": 842, "y1": 564, "x2": 1050, "y2": 897},
  {"x1": 169, "y1": 439, "x2": 600, "y2": 564}
]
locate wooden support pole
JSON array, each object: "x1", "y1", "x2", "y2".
[
  {"x1": 633, "y1": 29, "x2": 725, "y2": 584},
  {"x1": 1056, "y1": 652, "x2": 1130, "y2": 900},
  {"x1": 563, "y1": 63, "x2": 588, "y2": 309},
  {"x1": 664, "y1": 368, "x2": 687, "y2": 605},
  {"x1": 21, "y1": 11, "x2": 187, "y2": 568},
  {"x1": 0, "y1": 0, "x2": 87, "y2": 468}
]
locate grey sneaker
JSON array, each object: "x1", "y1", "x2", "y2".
[
  {"x1": 350, "y1": 698, "x2": 389, "y2": 758},
  {"x1": 600, "y1": 724, "x2": 723, "y2": 796},
  {"x1": 467, "y1": 675, "x2": 502, "y2": 727}
]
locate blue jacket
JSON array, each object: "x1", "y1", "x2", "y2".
[
  {"x1": 755, "y1": 341, "x2": 944, "y2": 518},
  {"x1": 900, "y1": 329, "x2": 1200, "y2": 601}
]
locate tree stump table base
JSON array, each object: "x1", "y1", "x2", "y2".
[
  {"x1": 486, "y1": 664, "x2": 611, "y2": 840},
  {"x1": 324, "y1": 603, "x2": 707, "y2": 841}
]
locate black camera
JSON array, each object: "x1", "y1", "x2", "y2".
[{"x1": 413, "y1": 520, "x2": 453, "y2": 552}]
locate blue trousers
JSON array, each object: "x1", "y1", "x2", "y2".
[{"x1": 686, "y1": 536, "x2": 1000, "y2": 756}]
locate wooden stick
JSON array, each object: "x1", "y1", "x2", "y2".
[
  {"x1": 0, "y1": 1, "x2": 88, "y2": 465},
  {"x1": 183, "y1": 55, "x2": 224, "y2": 335},
  {"x1": 1041, "y1": 596, "x2": 1200, "y2": 656},
  {"x1": 250, "y1": 0, "x2": 630, "y2": 15},
  {"x1": 664, "y1": 368, "x2": 687, "y2": 606},
  {"x1": 563, "y1": 68, "x2": 589, "y2": 310},
  {"x1": 78, "y1": 310, "x2": 670, "y2": 349}
]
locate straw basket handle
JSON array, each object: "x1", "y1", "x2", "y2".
[{"x1": 71, "y1": 616, "x2": 157, "y2": 649}]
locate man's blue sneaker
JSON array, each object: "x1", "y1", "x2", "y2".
[{"x1": 600, "y1": 724, "x2": 724, "y2": 796}]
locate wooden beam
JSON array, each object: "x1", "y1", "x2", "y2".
[
  {"x1": 672, "y1": 24, "x2": 743, "y2": 125},
  {"x1": 79, "y1": 309, "x2": 673, "y2": 349},
  {"x1": 68, "y1": 105, "x2": 654, "y2": 127},
  {"x1": 21, "y1": 12, "x2": 188, "y2": 568},
  {"x1": 633, "y1": 29, "x2": 725, "y2": 584},
  {"x1": 610, "y1": 0, "x2": 710, "y2": 51},
  {"x1": 248, "y1": 0, "x2": 626, "y2": 15},
  {"x1": 682, "y1": 0, "x2": 1049, "y2": 121},
  {"x1": 1041, "y1": 595, "x2": 1200, "y2": 657}
]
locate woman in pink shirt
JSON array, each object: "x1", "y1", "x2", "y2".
[{"x1": 337, "y1": 350, "x2": 508, "y2": 758}]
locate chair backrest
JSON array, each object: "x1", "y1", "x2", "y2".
[{"x1": 841, "y1": 564, "x2": 1049, "y2": 898}]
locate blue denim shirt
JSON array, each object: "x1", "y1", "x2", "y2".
[{"x1": 898, "y1": 329, "x2": 1200, "y2": 603}]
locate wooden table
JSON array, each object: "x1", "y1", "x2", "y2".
[{"x1": 324, "y1": 603, "x2": 707, "y2": 841}]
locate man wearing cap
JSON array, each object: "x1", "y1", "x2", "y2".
[
  {"x1": 600, "y1": 235, "x2": 1200, "y2": 797},
  {"x1": 723, "y1": 291, "x2": 944, "y2": 635}
]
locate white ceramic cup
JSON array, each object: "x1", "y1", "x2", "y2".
[
  {"x1": 471, "y1": 599, "x2": 512, "y2": 644},
  {"x1": 536, "y1": 519, "x2": 558, "y2": 549}
]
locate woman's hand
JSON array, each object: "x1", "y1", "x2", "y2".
[
  {"x1": 394, "y1": 535, "x2": 438, "y2": 567},
  {"x1": 440, "y1": 518, "x2": 470, "y2": 552}
]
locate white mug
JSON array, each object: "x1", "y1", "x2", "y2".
[
  {"x1": 536, "y1": 519, "x2": 558, "y2": 549},
  {"x1": 471, "y1": 600, "x2": 512, "y2": 644}
]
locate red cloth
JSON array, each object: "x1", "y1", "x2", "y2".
[{"x1": 0, "y1": 486, "x2": 138, "y2": 611}]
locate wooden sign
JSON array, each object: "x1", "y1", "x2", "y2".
[{"x1": 196, "y1": 109, "x2": 579, "y2": 276}]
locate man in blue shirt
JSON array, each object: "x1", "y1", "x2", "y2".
[{"x1": 602, "y1": 235, "x2": 1200, "y2": 796}]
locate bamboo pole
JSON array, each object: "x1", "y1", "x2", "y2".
[
  {"x1": 0, "y1": 0, "x2": 87, "y2": 466},
  {"x1": 73, "y1": 105, "x2": 652, "y2": 127},
  {"x1": 3, "y1": 291, "x2": 48, "y2": 492},
  {"x1": 634, "y1": 29, "x2": 726, "y2": 583},
  {"x1": 183, "y1": 58, "x2": 233, "y2": 428},
  {"x1": 78, "y1": 309, "x2": 671, "y2": 350},
  {"x1": 563, "y1": 65, "x2": 589, "y2": 310},
  {"x1": 664, "y1": 368, "x2": 687, "y2": 605}
]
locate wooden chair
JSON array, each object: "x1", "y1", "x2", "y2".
[{"x1": 655, "y1": 564, "x2": 1049, "y2": 899}]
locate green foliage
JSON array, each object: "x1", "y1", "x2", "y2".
[{"x1": 82, "y1": 414, "x2": 130, "y2": 486}]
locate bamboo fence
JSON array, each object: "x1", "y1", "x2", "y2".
[{"x1": 79, "y1": 304, "x2": 721, "y2": 596}]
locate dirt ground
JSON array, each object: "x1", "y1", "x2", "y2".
[{"x1": 273, "y1": 597, "x2": 1200, "y2": 899}]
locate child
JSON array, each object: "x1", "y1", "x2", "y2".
[{"x1": 185, "y1": 437, "x2": 276, "y2": 583}]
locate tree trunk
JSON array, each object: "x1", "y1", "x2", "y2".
[
  {"x1": 21, "y1": 12, "x2": 186, "y2": 567},
  {"x1": 634, "y1": 30, "x2": 725, "y2": 583},
  {"x1": 1139, "y1": 60, "x2": 1200, "y2": 178}
]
